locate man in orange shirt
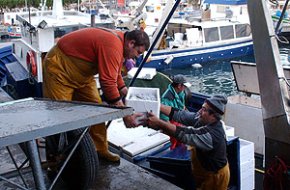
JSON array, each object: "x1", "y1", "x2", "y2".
[{"x1": 43, "y1": 28, "x2": 150, "y2": 162}]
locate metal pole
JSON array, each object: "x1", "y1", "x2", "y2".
[
  {"x1": 48, "y1": 128, "x2": 89, "y2": 190},
  {"x1": 275, "y1": 0, "x2": 290, "y2": 34},
  {"x1": 26, "y1": 140, "x2": 46, "y2": 190},
  {"x1": 91, "y1": 14, "x2": 95, "y2": 27},
  {"x1": 78, "y1": 0, "x2": 80, "y2": 12},
  {"x1": 128, "y1": 0, "x2": 182, "y2": 87}
]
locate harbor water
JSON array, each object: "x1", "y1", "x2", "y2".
[
  {"x1": 161, "y1": 55, "x2": 255, "y2": 96},
  {"x1": 161, "y1": 44, "x2": 290, "y2": 96}
]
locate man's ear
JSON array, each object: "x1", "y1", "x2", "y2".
[{"x1": 128, "y1": 40, "x2": 136, "y2": 47}]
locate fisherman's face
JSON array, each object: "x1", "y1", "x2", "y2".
[
  {"x1": 124, "y1": 40, "x2": 146, "y2": 59},
  {"x1": 198, "y1": 103, "x2": 216, "y2": 125},
  {"x1": 176, "y1": 84, "x2": 186, "y2": 93}
]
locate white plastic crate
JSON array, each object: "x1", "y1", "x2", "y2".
[
  {"x1": 239, "y1": 138, "x2": 255, "y2": 190},
  {"x1": 240, "y1": 159, "x2": 255, "y2": 190},
  {"x1": 127, "y1": 67, "x2": 157, "y2": 80},
  {"x1": 108, "y1": 118, "x2": 170, "y2": 157},
  {"x1": 239, "y1": 138, "x2": 255, "y2": 163},
  {"x1": 225, "y1": 125, "x2": 235, "y2": 137},
  {"x1": 126, "y1": 87, "x2": 160, "y2": 117}
]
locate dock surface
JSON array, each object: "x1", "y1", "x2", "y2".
[
  {"x1": 0, "y1": 145, "x2": 181, "y2": 190},
  {"x1": 93, "y1": 158, "x2": 181, "y2": 190}
]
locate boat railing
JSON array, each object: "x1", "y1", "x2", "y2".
[
  {"x1": 16, "y1": 9, "x2": 92, "y2": 20},
  {"x1": 209, "y1": 16, "x2": 238, "y2": 22},
  {"x1": 183, "y1": 15, "x2": 239, "y2": 23},
  {"x1": 0, "y1": 25, "x2": 7, "y2": 33}
]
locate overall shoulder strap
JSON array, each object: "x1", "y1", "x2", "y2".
[{"x1": 97, "y1": 27, "x2": 122, "y2": 42}]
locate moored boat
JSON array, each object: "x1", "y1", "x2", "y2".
[
  {"x1": 139, "y1": 0, "x2": 253, "y2": 70},
  {"x1": 143, "y1": 18, "x2": 253, "y2": 70},
  {"x1": 7, "y1": 25, "x2": 21, "y2": 38},
  {"x1": 1, "y1": 0, "x2": 288, "y2": 189}
]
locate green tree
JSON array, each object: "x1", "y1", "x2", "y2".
[
  {"x1": 0, "y1": 0, "x2": 79, "y2": 10},
  {"x1": 46, "y1": 0, "x2": 53, "y2": 8},
  {"x1": 63, "y1": 0, "x2": 78, "y2": 7}
]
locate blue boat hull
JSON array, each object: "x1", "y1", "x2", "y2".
[
  {"x1": 0, "y1": 45, "x2": 42, "y2": 99},
  {"x1": 139, "y1": 41, "x2": 254, "y2": 70}
]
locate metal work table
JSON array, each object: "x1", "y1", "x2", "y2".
[{"x1": 0, "y1": 98, "x2": 133, "y2": 189}]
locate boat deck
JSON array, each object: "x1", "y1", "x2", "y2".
[
  {"x1": 0, "y1": 88, "x2": 180, "y2": 189},
  {"x1": 0, "y1": 145, "x2": 266, "y2": 190},
  {"x1": 0, "y1": 145, "x2": 181, "y2": 190}
]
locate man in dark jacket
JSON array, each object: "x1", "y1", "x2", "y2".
[{"x1": 146, "y1": 95, "x2": 229, "y2": 190}]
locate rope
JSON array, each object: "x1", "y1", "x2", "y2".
[
  {"x1": 275, "y1": 34, "x2": 289, "y2": 44},
  {"x1": 278, "y1": 77, "x2": 290, "y2": 88},
  {"x1": 268, "y1": 0, "x2": 279, "y2": 6},
  {"x1": 263, "y1": 156, "x2": 290, "y2": 190}
]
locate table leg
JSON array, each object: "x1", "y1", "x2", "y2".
[{"x1": 26, "y1": 140, "x2": 46, "y2": 190}]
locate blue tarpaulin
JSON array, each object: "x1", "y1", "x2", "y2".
[{"x1": 204, "y1": 0, "x2": 247, "y2": 5}]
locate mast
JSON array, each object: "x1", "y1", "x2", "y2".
[
  {"x1": 41, "y1": 0, "x2": 47, "y2": 17},
  {"x1": 248, "y1": 0, "x2": 290, "y2": 174},
  {"x1": 52, "y1": 0, "x2": 64, "y2": 19}
]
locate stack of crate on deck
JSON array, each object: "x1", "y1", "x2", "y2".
[
  {"x1": 239, "y1": 139, "x2": 255, "y2": 190},
  {"x1": 126, "y1": 87, "x2": 160, "y2": 117},
  {"x1": 107, "y1": 87, "x2": 169, "y2": 161}
]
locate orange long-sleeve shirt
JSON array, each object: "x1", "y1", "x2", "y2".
[{"x1": 57, "y1": 28, "x2": 125, "y2": 103}]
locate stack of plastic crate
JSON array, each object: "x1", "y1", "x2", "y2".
[{"x1": 239, "y1": 138, "x2": 255, "y2": 190}]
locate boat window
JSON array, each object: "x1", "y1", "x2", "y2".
[
  {"x1": 54, "y1": 26, "x2": 87, "y2": 38},
  {"x1": 145, "y1": 6, "x2": 154, "y2": 13},
  {"x1": 204, "y1": 27, "x2": 219, "y2": 42},
  {"x1": 216, "y1": 5, "x2": 226, "y2": 13},
  {"x1": 235, "y1": 24, "x2": 251, "y2": 38},
  {"x1": 220, "y1": 25, "x2": 234, "y2": 40},
  {"x1": 167, "y1": 23, "x2": 190, "y2": 36}
]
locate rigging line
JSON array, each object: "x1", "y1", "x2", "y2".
[
  {"x1": 275, "y1": 0, "x2": 290, "y2": 34},
  {"x1": 255, "y1": 168, "x2": 265, "y2": 174},
  {"x1": 275, "y1": 34, "x2": 289, "y2": 44},
  {"x1": 129, "y1": 0, "x2": 182, "y2": 87},
  {"x1": 96, "y1": 0, "x2": 117, "y2": 23},
  {"x1": 278, "y1": 76, "x2": 290, "y2": 87}
]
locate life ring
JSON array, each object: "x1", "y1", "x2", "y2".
[{"x1": 26, "y1": 50, "x2": 37, "y2": 77}]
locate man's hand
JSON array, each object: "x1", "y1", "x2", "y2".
[
  {"x1": 123, "y1": 113, "x2": 146, "y2": 128},
  {"x1": 146, "y1": 112, "x2": 161, "y2": 130},
  {"x1": 119, "y1": 86, "x2": 128, "y2": 98},
  {"x1": 146, "y1": 112, "x2": 176, "y2": 135},
  {"x1": 160, "y1": 104, "x2": 172, "y2": 116}
]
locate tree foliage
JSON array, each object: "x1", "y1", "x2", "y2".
[{"x1": 0, "y1": 0, "x2": 78, "y2": 10}]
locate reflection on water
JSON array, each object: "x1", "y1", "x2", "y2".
[
  {"x1": 161, "y1": 55, "x2": 255, "y2": 96},
  {"x1": 161, "y1": 45, "x2": 290, "y2": 97}
]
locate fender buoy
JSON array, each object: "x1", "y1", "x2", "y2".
[{"x1": 26, "y1": 50, "x2": 37, "y2": 77}]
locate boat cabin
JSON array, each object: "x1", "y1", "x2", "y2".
[
  {"x1": 11, "y1": 1, "x2": 114, "y2": 84},
  {"x1": 167, "y1": 19, "x2": 251, "y2": 47}
]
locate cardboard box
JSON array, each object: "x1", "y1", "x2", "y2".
[{"x1": 126, "y1": 87, "x2": 160, "y2": 117}]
